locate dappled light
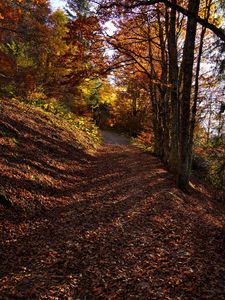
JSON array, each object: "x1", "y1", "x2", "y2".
[{"x1": 1, "y1": 99, "x2": 225, "y2": 299}]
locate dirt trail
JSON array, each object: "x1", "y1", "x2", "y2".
[
  {"x1": 101, "y1": 130, "x2": 130, "y2": 145},
  {"x1": 1, "y1": 102, "x2": 225, "y2": 299}
]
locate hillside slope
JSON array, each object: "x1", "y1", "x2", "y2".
[
  {"x1": 0, "y1": 99, "x2": 225, "y2": 299},
  {"x1": 0, "y1": 99, "x2": 98, "y2": 211}
]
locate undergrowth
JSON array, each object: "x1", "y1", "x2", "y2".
[
  {"x1": 10, "y1": 94, "x2": 101, "y2": 150},
  {"x1": 132, "y1": 131, "x2": 154, "y2": 153},
  {"x1": 134, "y1": 131, "x2": 225, "y2": 192},
  {"x1": 194, "y1": 139, "x2": 225, "y2": 191}
]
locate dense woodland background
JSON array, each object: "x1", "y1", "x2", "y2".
[{"x1": 0, "y1": 0, "x2": 224, "y2": 190}]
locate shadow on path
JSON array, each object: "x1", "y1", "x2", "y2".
[{"x1": 1, "y1": 102, "x2": 225, "y2": 299}]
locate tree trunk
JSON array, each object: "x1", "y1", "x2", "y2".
[
  {"x1": 167, "y1": 1, "x2": 180, "y2": 174},
  {"x1": 150, "y1": 84, "x2": 162, "y2": 156},
  {"x1": 157, "y1": 7, "x2": 170, "y2": 164},
  {"x1": 187, "y1": 0, "x2": 212, "y2": 177},
  {"x1": 178, "y1": 0, "x2": 200, "y2": 190},
  {"x1": 148, "y1": 23, "x2": 164, "y2": 157}
]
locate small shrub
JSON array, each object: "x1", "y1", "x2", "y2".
[
  {"x1": 132, "y1": 131, "x2": 154, "y2": 152},
  {"x1": 73, "y1": 116, "x2": 101, "y2": 145},
  {"x1": 192, "y1": 153, "x2": 209, "y2": 176}
]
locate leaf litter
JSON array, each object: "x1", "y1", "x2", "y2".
[{"x1": 0, "y1": 99, "x2": 225, "y2": 299}]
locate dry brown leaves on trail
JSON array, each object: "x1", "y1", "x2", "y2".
[{"x1": 1, "y1": 100, "x2": 225, "y2": 299}]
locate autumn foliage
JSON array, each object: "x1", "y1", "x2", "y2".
[{"x1": 0, "y1": 1, "x2": 225, "y2": 298}]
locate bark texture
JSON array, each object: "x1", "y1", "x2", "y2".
[{"x1": 178, "y1": 0, "x2": 200, "y2": 190}]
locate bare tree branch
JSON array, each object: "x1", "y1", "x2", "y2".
[{"x1": 98, "y1": 0, "x2": 225, "y2": 42}]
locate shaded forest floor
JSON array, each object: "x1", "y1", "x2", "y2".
[{"x1": 1, "y1": 100, "x2": 225, "y2": 299}]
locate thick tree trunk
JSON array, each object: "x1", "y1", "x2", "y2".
[
  {"x1": 178, "y1": 0, "x2": 200, "y2": 190},
  {"x1": 187, "y1": 0, "x2": 212, "y2": 178},
  {"x1": 167, "y1": 1, "x2": 180, "y2": 174}
]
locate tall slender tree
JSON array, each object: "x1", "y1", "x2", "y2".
[{"x1": 97, "y1": 0, "x2": 221, "y2": 190}]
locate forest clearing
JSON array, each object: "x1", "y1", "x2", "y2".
[{"x1": 1, "y1": 0, "x2": 225, "y2": 299}]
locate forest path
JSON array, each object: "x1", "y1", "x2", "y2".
[
  {"x1": 1, "y1": 108, "x2": 225, "y2": 299},
  {"x1": 100, "y1": 130, "x2": 130, "y2": 145}
]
